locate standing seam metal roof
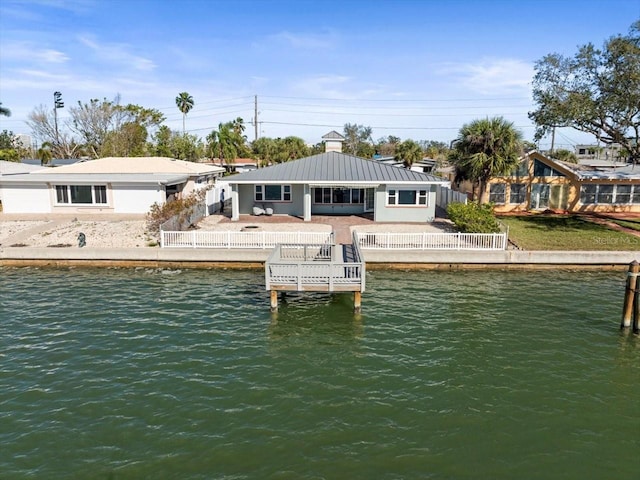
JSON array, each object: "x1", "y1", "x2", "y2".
[{"x1": 228, "y1": 152, "x2": 446, "y2": 184}]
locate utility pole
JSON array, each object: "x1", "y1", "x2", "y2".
[
  {"x1": 254, "y1": 95, "x2": 258, "y2": 141},
  {"x1": 53, "y1": 91, "x2": 64, "y2": 145},
  {"x1": 550, "y1": 126, "x2": 556, "y2": 155}
]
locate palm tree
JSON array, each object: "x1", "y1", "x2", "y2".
[
  {"x1": 0, "y1": 102, "x2": 10, "y2": 117},
  {"x1": 449, "y1": 117, "x2": 523, "y2": 203},
  {"x1": 175, "y1": 92, "x2": 194, "y2": 135},
  {"x1": 395, "y1": 139, "x2": 423, "y2": 168},
  {"x1": 37, "y1": 143, "x2": 53, "y2": 166}
]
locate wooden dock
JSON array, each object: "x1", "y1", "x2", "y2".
[{"x1": 265, "y1": 242, "x2": 366, "y2": 312}]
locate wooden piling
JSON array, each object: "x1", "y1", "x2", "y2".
[
  {"x1": 633, "y1": 284, "x2": 639, "y2": 334},
  {"x1": 270, "y1": 290, "x2": 278, "y2": 312},
  {"x1": 621, "y1": 260, "x2": 639, "y2": 329},
  {"x1": 354, "y1": 291, "x2": 362, "y2": 314}
]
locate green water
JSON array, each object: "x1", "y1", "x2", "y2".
[{"x1": 0, "y1": 267, "x2": 638, "y2": 479}]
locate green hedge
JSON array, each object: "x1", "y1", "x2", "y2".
[{"x1": 446, "y1": 202, "x2": 500, "y2": 233}]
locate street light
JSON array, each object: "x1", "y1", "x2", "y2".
[{"x1": 53, "y1": 91, "x2": 64, "y2": 145}]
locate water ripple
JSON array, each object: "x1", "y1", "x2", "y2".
[{"x1": 1, "y1": 267, "x2": 638, "y2": 479}]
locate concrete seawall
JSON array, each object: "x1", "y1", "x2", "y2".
[{"x1": 0, "y1": 246, "x2": 636, "y2": 269}]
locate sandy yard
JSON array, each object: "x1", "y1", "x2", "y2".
[{"x1": 0, "y1": 213, "x2": 450, "y2": 249}]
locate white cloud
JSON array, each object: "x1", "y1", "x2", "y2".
[
  {"x1": 268, "y1": 30, "x2": 337, "y2": 49},
  {"x1": 438, "y1": 58, "x2": 534, "y2": 95},
  {"x1": 1, "y1": 41, "x2": 69, "y2": 63},
  {"x1": 77, "y1": 34, "x2": 156, "y2": 71}
]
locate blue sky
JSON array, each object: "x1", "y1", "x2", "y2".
[{"x1": 1, "y1": 0, "x2": 638, "y2": 150}]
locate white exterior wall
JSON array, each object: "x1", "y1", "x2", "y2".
[
  {"x1": 0, "y1": 184, "x2": 52, "y2": 213},
  {"x1": 112, "y1": 184, "x2": 166, "y2": 213}
]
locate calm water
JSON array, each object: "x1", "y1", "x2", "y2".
[{"x1": 1, "y1": 266, "x2": 638, "y2": 479}]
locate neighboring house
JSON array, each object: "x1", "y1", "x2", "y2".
[
  {"x1": 0, "y1": 160, "x2": 43, "y2": 205},
  {"x1": 0, "y1": 156, "x2": 225, "y2": 214},
  {"x1": 575, "y1": 143, "x2": 624, "y2": 162},
  {"x1": 486, "y1": 151, "x2": 640, "y2": 214},
  {"x1": 214, "y1": 158, "x2": 258, "y2": 173},
  {"x1": 225, "y1": 136, "x2": 449, "y2": 222}
]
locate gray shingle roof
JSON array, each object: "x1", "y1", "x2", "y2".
[{"x1": 228, "y1": 152, "x2": 447, "y2": 184}]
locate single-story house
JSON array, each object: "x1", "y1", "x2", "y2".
[
  {"x1": 225, "y1": 145, "x2": 449, "y2": 222},
  {"x1": 486, "y1": 151, "x2": 640, "y2": 214},
  {"x1": 0, "y1": 156, "x2": 225, "y2": 214},
  {"x1": 0, "y1": 160, "x2": 43, "y2": 205}
]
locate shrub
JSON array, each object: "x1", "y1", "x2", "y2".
[
  {"x1": 446, "y1": 202, "x2": 500, "y2": 233},
  {"x1": 146, "y1": 188, "x2": 207, "y2": 235}
]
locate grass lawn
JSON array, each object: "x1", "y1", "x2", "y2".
[{"x1": 499, "y1": 215, "x2": 640, "y2": 250}]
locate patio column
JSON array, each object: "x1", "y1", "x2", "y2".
[
  {"x1": 303, "y1": 184, "x2": 311, "y2": 221},
  {"x1": 231, "y1": 184, "x2": 239, "y2": 221}
]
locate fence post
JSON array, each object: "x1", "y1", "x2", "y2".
[{"x1": 192, "y1": 231, "x2": 196, "y2": 248}]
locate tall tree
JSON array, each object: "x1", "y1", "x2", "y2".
[
  {"x1": 343, "y1": 123, "x2": 373, "y2": 156},
  {"x1": 0, "y1": 102, "x2": 10, "y2": 117},
  {"x1": 529, "y1": 20, "x2": 640, "y2": 164},
  {"x1": 37, "y1": 143, "x2": 53, "y2": 166},
  {"x1": 251, "y1": 137, "x2": 277, "y2": 165},
  {"x1": 0, "y1": 129, "x2": 19, "y2": 161},
  {"x1": 449, "y1": 117, "x2": 523, "y2": 203},
  {"x1": 30, "y1": 96, "x2": 165, "y2": 158},
  {"x1": 26, "y1": 105, "x2": 81, "y2": 158},
  {"x1": 395, "y1": 139, "x2": 424, "y2": 168},
  {"x1": 206, "y1": 121, "x2": 249, "y2": 163},
  {"x1": 175, "y1": 92, "x2": 194, "y2": 135}
]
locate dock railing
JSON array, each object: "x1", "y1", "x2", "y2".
[
  {"x1": 354, "y1": 231, "x2": 507, "y2": 250},
  {"x1": 265, "y1": 240, "x2": 365, "y2": 292},
  {"x1": 161, "y1": 230, "x2": 334, "y2": 249}
]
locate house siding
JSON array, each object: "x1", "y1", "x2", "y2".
[
  {"x1": 374, "y1": 185, "x2": 437, "y2": 222},
  {"x1": 1, "y1": 183, "x2": 52, "y2": 213},
  {"x1": 111, "y1": 184, "x2": 165, "y2": 214}
]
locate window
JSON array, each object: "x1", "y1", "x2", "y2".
[
  {"x1": 510, "y1": 160, "x2": 528, "y2": 177},
  {"x1": 614, "y1": 185, "x2": 640, "y2": 204},
  {"x1": 598, "y1": 185, "x2": 614, "y2": 204},
  {"x1": 313, "y1": 187, "x2": 364, "y2": 204},
  {"x1": 509, "y1": 183, "x2": 526, "y2": 204},
  {"x1": 489, "y1": 184, "x2": 506, "y2": 204},
  {"x1": 56, "y1": 185, "x2": 68, "y2": 203},
  {"x1": 254, "y1": 184, "x2": 291, "y2": 202},
  {"x1": 533, "y1": 159, "x2": 564, "y2": 177},
  {"x1": 580, "y1": 185, "x2": 597, "y2": 204},
  {"x1": 387, "y1": 188, "x2": 429, "y2": 206},
  {"x1": 94, "y1": 185, "x2": 107, "y2": 204},
  {"x1": 54, "y1": 185, "x2": 108, "y2": 205},
  {"x1": 616, "y1": 185, "x2": 632, "y2": 204}
]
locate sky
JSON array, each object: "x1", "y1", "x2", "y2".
[{"x1": 0, "y1": 0, "x2": 639, "y2": 151}]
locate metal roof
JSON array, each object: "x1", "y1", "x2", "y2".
[
  {"x1": 321, "y1": 130, "x2": 345, "y2": 140},
  {"x1": 228, "y1": 152, "x2": 448, "y2": 185},
  {"x1": 0, "y1": 172, "x2": 188, "y2": 185}
]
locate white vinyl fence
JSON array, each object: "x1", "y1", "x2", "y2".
[
  {"x1": 354, "y1": 231, "x2": 507, "y2": 250},
  {"x1": 161, "y1": 230, "x2": 334, "y2": 249}
]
